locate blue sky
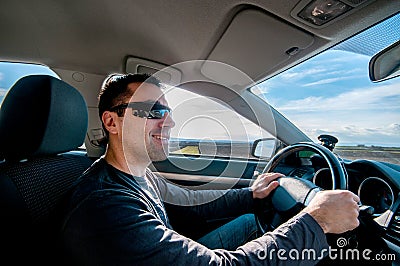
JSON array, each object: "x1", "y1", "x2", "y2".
[{"x1": 253, "y1": 50, "x2": 400, "y2": 147}]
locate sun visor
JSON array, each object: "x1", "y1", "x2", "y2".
[
  {"x1": 202, "y1": 9, "x2": 314, "y2": 88},
  {"x1": 125, "y1": 57, "x2": 182, "y2": 85}
]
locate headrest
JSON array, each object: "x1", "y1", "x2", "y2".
[{"x1": 0, "y1": 75, "x2": 88, "y2": 160}]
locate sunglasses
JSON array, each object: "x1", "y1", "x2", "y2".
[{"x1": 109, "y1": 102, "x2": 172, "y2": 119}]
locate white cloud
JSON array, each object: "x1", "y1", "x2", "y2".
[
  {"x1": 280, "y1": 67, "x2": 328, "y2": 80},
  {"x1": 303, "y1": 74, "x2": 364, "y2": 87},
  {"x1": 0, "y1": 88, "x2": 8, "y2": 96},
  {"x1": 276, "y1": 82, "x2": 400, "y2": 146},
  {"x1": 284, "y1": 110, "x2": 400, "y2": 146},
  {"x1": 388, "y1": 123, "x2": 400, "y2": 132},
  {"x1": 279, "y1": 82, "x2": 400, "y2": 112},
  {"x1": 325, "y1": 53, "x2": 366, "y2": 63},
  {"x1": 301, "y1": 123, "x2": 400, "y2": 147},
  {"x1": 277, "y1": 55, "x2": 365, "y2": 83}
]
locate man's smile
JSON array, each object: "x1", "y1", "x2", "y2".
[{"x1": 152, "y1": 134, "x2": 170, "y2": 144}]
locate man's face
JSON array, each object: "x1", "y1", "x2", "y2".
[{"x1": 121, "y1": 82, "x2": 175, "y2": 163}]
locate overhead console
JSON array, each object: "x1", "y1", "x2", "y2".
[{"x1": 292, "y1": 0, "x2": 375, "y2": 28}]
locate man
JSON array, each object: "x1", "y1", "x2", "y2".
[{"x1": 60, "y1": 73, "x2": 360, "y2": 265}]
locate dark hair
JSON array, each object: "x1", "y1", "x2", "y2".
[
  {"x1": 98, "y1": 73, "x2": 161, "y2": 118},
  {"x1": 97, "y1": 73, "x2": 161, "y2": 142}
]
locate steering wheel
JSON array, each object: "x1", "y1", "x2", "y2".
[
  {"x1": 255, "y1": 142, "x2": 348, "y2": 234},
  {"x1": 254, "y1": 142, "x2": 392, "y2": 265}
]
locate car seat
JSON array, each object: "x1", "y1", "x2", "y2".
[{"x1": 0, "y1": 75, "x2": 93, "y2": 264}]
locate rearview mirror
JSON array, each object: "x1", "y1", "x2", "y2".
[
  {"x1": 369, "y1": 40, "x2": 400, "y2": 82},
  {"x1": 252, "y1": 138, "x2": 277, "y2": 159}
]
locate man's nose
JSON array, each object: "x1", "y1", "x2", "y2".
[{"x1": 159, "y1": 112, "x2": 175, "y2": 128}]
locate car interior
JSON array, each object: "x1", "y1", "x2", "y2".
[{"x1": 0, "y1": 0, "x2": 399, "y2": 264}]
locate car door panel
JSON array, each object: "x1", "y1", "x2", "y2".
[{"x1": 151, "y1": 155, "x2": 268, "y2": 189}]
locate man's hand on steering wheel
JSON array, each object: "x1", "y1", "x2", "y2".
[
  {"x1": 250, "y1": 172, "x2": 361, "y2": 235},
  {"x1": 302, "y1": 190, "x2": 360, "y2": 234},
  {"x1": 250, "y1": 173, "x2": 282, "y2": 199},
  {"x1": 254, "y1": 142, "x2": 350, "y2": 234}
]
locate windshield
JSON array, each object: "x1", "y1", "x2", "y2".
[{"x1": 251, "y1": 13, "x2": 400, "y2": 164}]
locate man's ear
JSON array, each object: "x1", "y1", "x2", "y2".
[{"x1": 102, "y1": 111, "x2": 120, "y2": 135}]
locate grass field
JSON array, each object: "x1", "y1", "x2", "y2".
[
  {"x1": 169, "y1": 140, "x2": 400, "y2": 165},
  {"x1": 335, "y1": 146, "x2": 400, "y2": 165}
]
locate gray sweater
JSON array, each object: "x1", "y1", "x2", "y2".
[{"x1": 61, "y1": 158, "x2": 329, "y2": 265}]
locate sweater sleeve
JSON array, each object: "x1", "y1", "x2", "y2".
[{"x1": 150, "y1": 171, "x2": 254, "y2": 219}]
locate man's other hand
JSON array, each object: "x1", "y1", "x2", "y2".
[{"x1": 251, "y1": 173, "x2": 282, "y2": 199}]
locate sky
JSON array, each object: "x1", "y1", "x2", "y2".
[{"x1": 253, "y1": 50, "x2": 400, "y2": 147}]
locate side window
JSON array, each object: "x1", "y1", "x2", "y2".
[
  {"x1": 0, "y1": 62, "x2": 59, "y2": 104},
  {"x1": 164, "y1": 87, "x2": 274, "y2": 160}
]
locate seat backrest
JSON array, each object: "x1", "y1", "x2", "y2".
[{"x1": 0, "y1": 75, "x2": 94, "y2": 264}]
